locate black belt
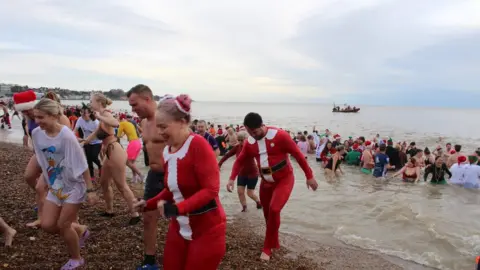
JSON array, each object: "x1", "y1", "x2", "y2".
[
  {"x1": 189, "y1": 199, "x2": 217, "y2": 216},
  {"x1": 260, "y1": 159, "x2": 287, "y2": 175}
]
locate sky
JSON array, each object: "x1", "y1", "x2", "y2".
[{"x1": 0, "y1": 0, "x2": 479, "y2": 107}]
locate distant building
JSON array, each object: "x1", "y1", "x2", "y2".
[{"x1": 0, "y1": 84, "x2": 12, "y2": 95}]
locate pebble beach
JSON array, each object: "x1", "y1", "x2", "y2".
[{"x1": 0, "y1": 142, "x2": 411, "y2": 270}]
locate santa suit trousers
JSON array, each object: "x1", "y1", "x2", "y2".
[
  {"x1": 163, "y1": 220, "x2": 226, "y2": 270},
  {"x1": 259, "y1": 174, "x2": 295, "y2": 253}
]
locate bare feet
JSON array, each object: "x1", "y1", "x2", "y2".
[
  {"x1": 26, "y1": 219, "x2": 41, "y2": 228},
  {"x1": 260, "y1": 252, "x2": 270, "y2": 261},
  {"x1": 5, "y1": 228, "x2": 16, "y2": 246}
]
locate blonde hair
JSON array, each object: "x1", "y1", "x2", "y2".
[
  {"x1": 237, "y1": 131, "x2": 248, "y2": 141},
  {"x1": 44, "y1": 91, "x2": 61, "y2": 103},
  {"x1": 92, "y1": 93, "x2": 113, "y2": 108},
  {"x1": 34, "y1": 98, "x2": 63, "y2": 117}
]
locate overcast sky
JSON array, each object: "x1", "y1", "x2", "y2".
[{"x1": 1, "y1": 0, "x2": 479, "y2": 106}]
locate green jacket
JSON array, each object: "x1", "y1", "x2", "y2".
[{"x1": 345, "y1": 150, "x2": 361, "y2": 165}]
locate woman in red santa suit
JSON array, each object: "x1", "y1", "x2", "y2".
[
  {"x1": 226, "y1": 112, "x2": 318, "y2": 261},
  {"x1": 134, "y1": 94, "x2": 226, "y2": 270}
]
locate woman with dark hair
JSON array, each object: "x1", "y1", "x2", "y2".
[
  {"x1": 74, "y1": 104, "x2": 102, "y2": 182},
  {"x1": 424, "y1": 156, "x2": 451, "y2": 184},
  {"x1": 324, "y1": 145, "x2": 345, "y2": 176}
]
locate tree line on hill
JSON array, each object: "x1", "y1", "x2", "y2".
[{"x1": 9, "y1": 85, "x2": 161, "y2": 101}]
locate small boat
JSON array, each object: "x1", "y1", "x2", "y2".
[
  {"x1": 332, "y1": 103, "x2": 360, "y2": 113},
  {"x1": 332, "y1": 108, "x2": 360, "y2": 113}
]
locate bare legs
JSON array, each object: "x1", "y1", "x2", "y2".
[
  {"x1": 0, "y1": 217, "x2": 16, "y2": 246},
  {"x1": 127, "y1": 159, "x2": 143, "y2": 182},
  {"x1": 100, "y1": 143, "x2": 139, "y2": 223},
  {"x1": 24, "y1": 155, "x2": 45, "y2": 228},
  {"x1": 41, "y1": 201, "x2": 86, "y2": 268}
]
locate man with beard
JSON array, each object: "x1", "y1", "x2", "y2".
[
  {"x1": 127, "y1": 84, "x2": 165, "y2": 270},
  {"x1": 226, "y1": 112, "x2": 318, "y2": 261}
]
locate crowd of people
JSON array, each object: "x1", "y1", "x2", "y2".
[
  {"x1": 0, "y1": 86, "x2": 478, "y2": 270},
  {"x1": 289, "y1": 129, "x2": 480, "y2": 186},
  {"x1": 0, "y1": 86, "x2": 319, "y2": 270}
]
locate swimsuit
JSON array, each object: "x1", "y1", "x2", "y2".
[{"x1": 402, "y1": 170, "x2": 417, "y2": 182}]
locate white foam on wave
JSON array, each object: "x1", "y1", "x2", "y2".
[{"x1": 333, "y1": 226, "x2": 446, "y2": 270}]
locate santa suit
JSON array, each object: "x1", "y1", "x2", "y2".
[
  {"x1": 230, "y1": 127, "x2": 313, "y2": 255},
  {"x1": 145, "y1": 134, "x2": 226, "y2": 270}
]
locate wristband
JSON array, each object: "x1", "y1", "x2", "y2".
[
  {"x1": 86, "y1": 188, "x2": 95, "y2": 193},
  {"x1": 163, "y1": 202, "x2": 179, "y2": 218}
]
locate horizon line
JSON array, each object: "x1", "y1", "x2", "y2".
[{"x1": 61, "y1": 99, "x2": 478, "y2": 110}]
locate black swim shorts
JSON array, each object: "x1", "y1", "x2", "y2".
[
  {"x1": 237, "y1": 176, "x2": 258, "y2": 190},
  {"x1": 144, "y1": 170, "x2": 165, "y2": 200}
]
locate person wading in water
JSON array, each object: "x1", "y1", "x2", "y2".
[{"x1": 227, "y1": 112, "x2": 318, "y2": 261}]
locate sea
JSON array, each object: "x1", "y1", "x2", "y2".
[{"x1": 2, "y1": 101, "x2": 480, "y2": 270}]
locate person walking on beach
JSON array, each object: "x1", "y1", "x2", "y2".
[
  {"x1": 219, "y1": 131, "x2": 262, "y2": 212},
  {"x1": 14, "y1": 90, "x2": 72, "y2": 228},
  {"x1": 74, "y1": 106, "x2": 102, "y2": 183},
  {"x1": 31, "y1": 98, "x2": 98, "y2": 269},
  {"x1": 0, "y1": 217, "x2": 16, "y2": 246},
  {"x1": 81, "y1": 93, "x2": 140, "y2": 225},
  {"x1": 127, "y1": 84, "x2": 165, "y2": 270},
  {"x1": 117, "y1": 114, "x2": 143, "y2": 183},
  {"x1": 135, "y1": 94, "x2": 227, "y2": 270},
  {"x1": 226, "y1": 112, "x2": 318, "y2": 261}
]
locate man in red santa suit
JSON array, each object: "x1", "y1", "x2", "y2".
[{"x1": 226, "y1": 112, "x2": 318, "y2": 261}]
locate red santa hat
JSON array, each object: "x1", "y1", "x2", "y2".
[
  {"x1": 333, "y1": 134, "x2": 341, "y2": 140},
  {"x1": 457, "y1": 155, "x2": 467, "y2": 165},
  {"x1": 352, "y1": 143, "x2": 359, "y2": 150},
  {"x1": 365, "y1": 141, "x2": 372, "y2": 146},
  {"x1": 450, "y1": 149, "x2": 456, "y2": 155},
  {"x1": 13, "y1": 90, "x2": 37, "y2": 111}
]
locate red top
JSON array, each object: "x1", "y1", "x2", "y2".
[
  {"x1": 229, "y1": 127, "x2": 314, "y2": 182},
  {"x1": 219, "y1": 143, "x2": 258, "y2": 178},
  {"x1": 145, "y1": 134, "x2": 226, "y2": 240}
]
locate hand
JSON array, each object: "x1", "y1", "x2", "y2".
[
  {"x1": 306, "y1": 178, "x2": 318, "y2": 191},
  {"x1": 86, "y1": 192, "x2": 99, "y2": 205},
  {"x1": 133, "y1": 199, "x2": 146, "y2": 212},
  {"x1": 226, "y1": 179, "x2": 235, "y2": 192},
  {"x1": 95, "y1": 111, "x2": 102, "y2": 118},
  {"x1": 79, "y1": 142, "x2": 85, "y2": 147},
  {"x1": 157, "y1": 200, "x2": 167, "y2": 218}
]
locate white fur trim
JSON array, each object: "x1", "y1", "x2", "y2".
[
  {"x1": 14, "y1": 101, "x2": 36, "y2": 111},
  {"x1": 257, "y1": 138, "x2": 274, "y2": 182},
  {"x1": 163, "y1": 135, "x2": 195, "y2": 240},
  {"x1": 174, "y1": 99, "x2": 189, "y2": 115},
  {"x1": 247, "y1": 136, "x2": 256, "y2": 144},
  {"x1": 265, "y1": 128, "x2": 278, "y2": 140}
]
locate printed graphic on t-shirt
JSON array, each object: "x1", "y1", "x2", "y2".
[{"x1": 41, "y1": 145, "x2": 68, "y2": 199}]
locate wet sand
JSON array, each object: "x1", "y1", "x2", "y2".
[{"x1": 0, "y1": 142, "x2": 409, "y2": 269}]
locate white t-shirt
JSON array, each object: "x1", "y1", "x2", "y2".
[
  {"x1": 75, "y1": 117, "x2": 101, "y2": 145},
  {"x1": 449, "y1": 163, "x2": 468, "y2": 185},
  {"x1": 463, "y1": 164, "x2": 480, "y2": 188},
  {"x1": 32, "y1": 126, "x2": 88, "y2": 192},
  {"x1": 316, "y1": 138, "x2": 327, "y2": 159}
]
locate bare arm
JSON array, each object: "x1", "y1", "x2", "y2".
[
  {"x1": 83, "y1": 125, "x2": 99, "y2": 145},
  {"x1": 96, "y1": 111, "x2": 119, "y2": 127},
  {"x1": 392, "y1": 166, "x2": 407, "y2": 178}
]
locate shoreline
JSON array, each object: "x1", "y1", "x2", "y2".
[{"x1": 0, "y1": 142, "x2": 434, "y2": 269}]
